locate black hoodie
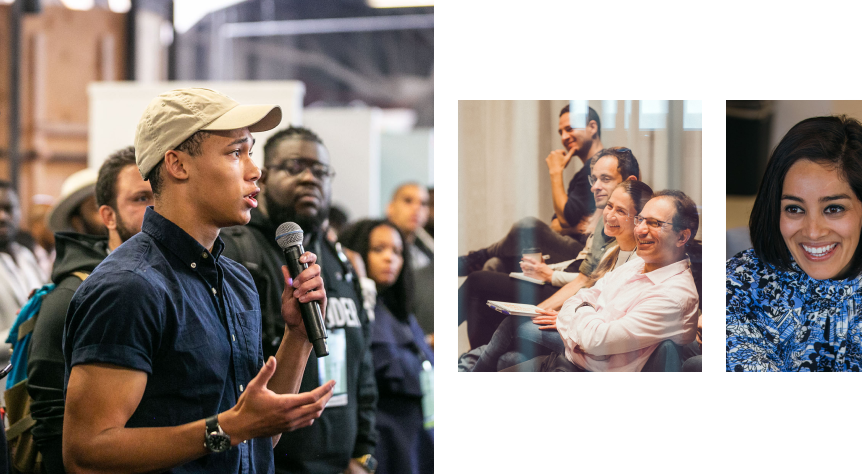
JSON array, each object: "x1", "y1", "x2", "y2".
[
  {"x1": 28, "y1": 232, "x2": 109, "y2": 473},
  {"x1": 221, "y1": 208, "x2": 377, "y2": 474}
]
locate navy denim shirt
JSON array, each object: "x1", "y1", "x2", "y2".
[{"x1": 64, "y1": 207, "x2": 271, "y2": 473}]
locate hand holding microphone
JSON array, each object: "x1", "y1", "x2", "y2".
[{"x1": 276, "y1": 222, "x2": 328, "y2": 357}]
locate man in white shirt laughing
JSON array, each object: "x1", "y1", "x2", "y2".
[{"x1": 519, "y1": 190, "x2": 700, "y2": 372}]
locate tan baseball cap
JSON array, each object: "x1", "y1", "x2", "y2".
[{"x1": 134, "y1": 88, "x2": 282, "y2": 179}]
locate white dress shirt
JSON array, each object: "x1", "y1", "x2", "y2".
[{"x1": 556, "y1": 256, "x2": 698, "y2": 372}]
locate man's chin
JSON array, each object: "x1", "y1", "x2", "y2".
[
  {"x1": 267, "y1": 197, "x2": 328, "y2": 233},
  {"x1": 294, "y1": 214, "x2": 323, "y2": 233},
  {"x1": 216, "y1": 208, "x2": 252, "y2": 227}
]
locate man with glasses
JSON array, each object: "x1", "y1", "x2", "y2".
[
  {"x1": 502, "y1": 191, "x2": 700, "y2": 372},
  {"x1": 221, "y1": 126, "x2": 379, "y2": 474},
  {"x1": 530, "y1": 147, "x2": 640, "y2": 309}
]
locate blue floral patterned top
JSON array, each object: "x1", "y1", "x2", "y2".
[{"x1": 726, "y1": 249, "x2": 862, "y2": 372}]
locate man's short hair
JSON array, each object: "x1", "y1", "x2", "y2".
[
  {"x1": 560, "y1": 104, "x2": 602, "y2": 139},
  {"x1": 263, "y1": 126, "x2": 324, "y2": 168},
  {"x1": 591, "y1": 147, "x2": 639, "y2": 180},
  {"x1": 390, "y1": 182, "x2": 423, "y2": 202},
  {"x1": 653, "y1": 189, "x2": 699, "y2": 238},
  {"x1": 97, "y1": 146, "x2": 137, "y2": 209}
]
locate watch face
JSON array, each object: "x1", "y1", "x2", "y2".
[{"x1": 206, "y1": 433, "x2": 231, "y2": 453}]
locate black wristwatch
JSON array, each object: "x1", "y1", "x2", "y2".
[{"x1": 204, "y1": 415, "x2": 231, "y2": 453}]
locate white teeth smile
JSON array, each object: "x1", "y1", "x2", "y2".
[{"x1": 802, "y1": 244, "x2": 836, "y2": 256}]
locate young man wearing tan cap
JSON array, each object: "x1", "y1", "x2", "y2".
[{"x1": 63, "y1": 88, "x2": 335, "y2": 473}]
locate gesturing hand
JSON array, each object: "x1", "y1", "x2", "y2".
[
  {"x1": 223, "y1": 357, "x2": 335, "y2": 443},
  {"x1": 280, "y1": 251, "x2": 327, "y2": 337}
]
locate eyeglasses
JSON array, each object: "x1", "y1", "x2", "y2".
[
  {"x1": 588, "y1": 174, "x2": 616, "y2": 186},
  {"x1": 588, "y1": 148, "x2": 632, "y2": 186},
  {"x1": 268, "y1": 159, "x2": 335, "y2": 179},
  {"x1": 634, "y1": 215, "x2": 674, "y2": 230}
]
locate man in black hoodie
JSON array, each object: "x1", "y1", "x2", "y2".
[
  {"x1": 221, "y1": 126, "x2": 378, "y2": 474},
  {"x1": 27, "y1": 146, "x2": 153, "y2": 473}
]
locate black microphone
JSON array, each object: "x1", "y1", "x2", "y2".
[{"x1": 275, "y1": 222, "x2": 328, "y2": 357}]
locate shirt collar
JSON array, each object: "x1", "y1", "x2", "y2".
[
  {"x1": 641, "y1": 257, "x2": 691, "y2": 285},
  {"x1": 141, "y1": 206, "x2": 224, "y2": 265}
]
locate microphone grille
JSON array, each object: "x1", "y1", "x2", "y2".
[{"x1": 275, "y1": 222, "x2": 304, "y2": 249}]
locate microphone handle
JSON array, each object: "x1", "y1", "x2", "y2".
[{"x1": 283, "y1": 244, "x2": 328, "y2": 357}]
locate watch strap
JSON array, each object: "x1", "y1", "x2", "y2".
[
  {"x1": 205, "y1": 415, "x2": 221, "y2": 435},
  {"x1": 204, "y1": 414, "x2": 231, "y2": 453}
]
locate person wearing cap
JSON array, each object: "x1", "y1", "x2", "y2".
[
  {"x1": 63, "y1": 88, "x2": 335, "y2": 473},
  {"x1": 48, "y1": 168, "x2": 106, "y2": 237}
]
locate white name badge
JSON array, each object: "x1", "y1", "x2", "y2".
[
  {"x1": 420, "y1": 360, "x2": 433, "y2": 430},
  {"x1": 318, "y1": 328, "x2": 348, "y2": 407}
]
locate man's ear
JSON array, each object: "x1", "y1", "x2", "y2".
[
  {"x1": 386, "y1": 202, "x2": 394, "y2": 219},
  {"x1": 98, "y1": 204, "x2": 117, "y2": 231},
  {"x1": 259, "y1": 167, "x2": 268, "y2": 186},
  {"x1": 625, "y1": 175, "x2": 637, "y2": 182},
  {"x1": 677, "y1": 228, "x2": 692, "y2": 248},
  {"x1": 164, "y1": 150, "x2": 190, "y2": 181},
  {"x1": 587, "y1": 120, "x2": 598, "y2": 140}
]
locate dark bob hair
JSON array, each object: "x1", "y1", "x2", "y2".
[{"x1": 750, "y1": 115, "x2": 862, "y2": 276}]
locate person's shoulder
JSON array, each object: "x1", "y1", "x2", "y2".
[
  {"x1": 728, "y1": 249, "x2": 767, "y2": 285},
  {"x1": 76, "y1": 236, "x2": 167, "y2": 300}
]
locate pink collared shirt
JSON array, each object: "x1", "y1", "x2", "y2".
[{"x1": 556, "y1": 256, "x2": 699, "y2": 372}]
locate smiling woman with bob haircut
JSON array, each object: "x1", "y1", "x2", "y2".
[{"x1": 727, "y1": 115, "x2": 862, "y2": 372}]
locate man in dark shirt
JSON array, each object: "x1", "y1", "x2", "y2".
[
  {"x1": 63, "y1": 88, "x2": 334, "y2": 473},
  {"x1": 458, "y1": 104, "x2": 604, "y2": 275},
  {"x1": 222, "y1": 126, "x2": 379, "y2": 474}
]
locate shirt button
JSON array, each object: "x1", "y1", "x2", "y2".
[
  {"x1": 212, "y1": 288, "x2": 217, "y2": 295},
  {"x1": 232, "y1": 334, "x2": 236, "y2": 342},
  {"x1": 243, "y1": 440, "x2": 247, "y2": 444},
  {"x1": 190, "y1": 262, "x2": 196, "y2": 269},
  {"x1": 202, "y1": 252, "x2": 208, "y2": 259},
  {"x1": 239, "y1": 384, "x2": 244, "y2": 392}
]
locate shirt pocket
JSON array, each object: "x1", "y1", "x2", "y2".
[{"x1": 236, "y1": 309, "x2": 262, "y2": 365}]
